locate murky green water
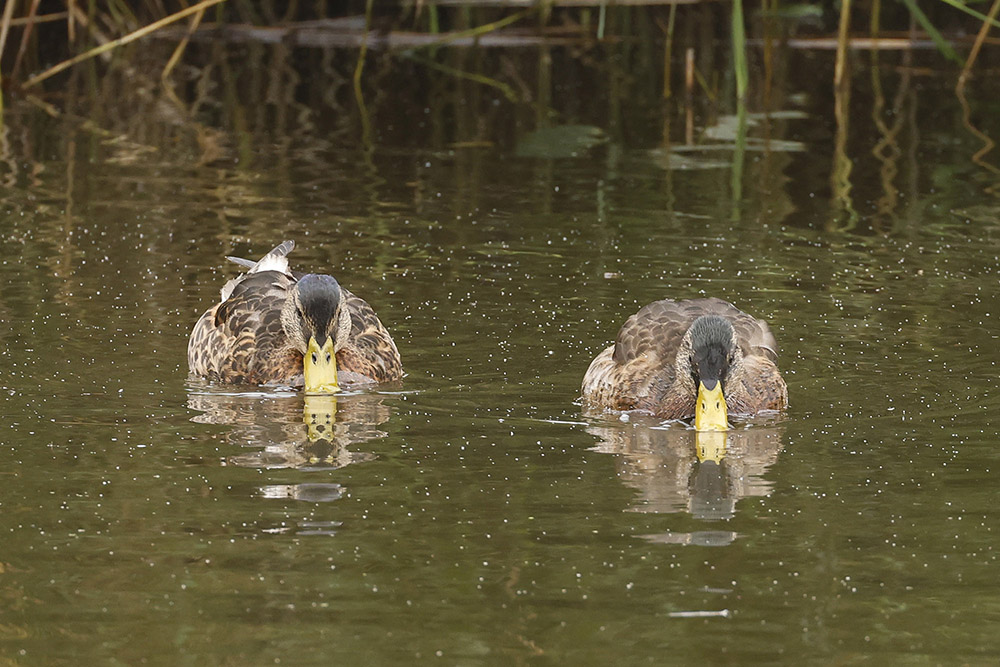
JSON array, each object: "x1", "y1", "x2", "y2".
[{"x1": 3, "y1": 44, "x2": 1000, "y2": 664}]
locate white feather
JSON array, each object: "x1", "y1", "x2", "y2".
[
  {"x1": 219, "y1": 240, "x2": 295, "y2": 302},
  {"x1": 220, "y1": 278, "x2": 239, "y2": 302},
  {"x1": 252, "y1": 253, "x2": 290, "y2": 274}
]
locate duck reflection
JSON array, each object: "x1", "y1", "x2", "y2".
[
  {"x1": 187, "y1": 390, "x2": 391, "y2": 473},
  {"x1": 588, "y1": 417, "x2": 783, "y2": 522}
]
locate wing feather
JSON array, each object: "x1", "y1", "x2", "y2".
[
  {"x1": 334, "y1": 289, "x2": 403, "y2": 383},
  {"x1": 189, "y1": 270, "x2": 300, "y2": 384}
]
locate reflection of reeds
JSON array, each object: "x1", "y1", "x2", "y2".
[
  {"x1": 2, "y1": 2, "x2": 998, "y2": 92},
  {"x1": 830, "y1": 68, "x2": 858, "y2": 232},
  {"x1": 869, "y1": 63, "x2": 900, "y2": 229},
  {"x1": 730, "y1": 0, "x2": 747, "y2": 101},
  {"x1": 0, "y1": 0, "x2": 15, "y2": 124},
  {"x1": 354, "y1": 0, "x2": 375, "y2": 151},
  {"x1": 22, "y1": 0, "x2": 227, "y2": 89},
  {"x1": 834, "y1": 0, "x2": 852, "y2": 89},
  {"x1": 2, "y1": 0, "x2": 1000, "y2": 207},
  {"x1": 900, "y1": 0, "x2": 960, "y2": 64},
  {"x1": 0, "y1": 0, "x2": 995, "y2": 141},
  {"x1": 958, "y1": 0, "x2": 1000, "y2": 88},
  {"x1": 956, "y1": 85, "x2": 1000, "y2": 182}
]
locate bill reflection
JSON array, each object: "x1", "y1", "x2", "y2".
[
  {"x1": 187, "y1": 389, "x2": 390, "y2": 471},
  {"x1": 188, "y1": 389, "x2": 392, "y2": 511},
  {"x1": 588, "y1": 416, "x2": 784, "y2": 544}
]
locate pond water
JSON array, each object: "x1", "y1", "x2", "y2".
[{"x1": 2, "y1": 40, "x2": 1000, "y2": 664}]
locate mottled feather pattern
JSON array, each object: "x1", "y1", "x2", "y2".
[
  {"x1": 335, "y1": 289, "x2": 403, "y2": 383},
  {"x1": 582, "y1": 298, "x2": 787, "y2": 419},
  {"x1": 189, "y1": 271, "x2": 299, "y2": 384},
  {"x1": 188, "y1": 243, "x2": 402, "y2": 388}
]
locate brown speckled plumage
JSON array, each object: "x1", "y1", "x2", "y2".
[
  {"x1": 188, "y1": 241, "x2": 402, "y2": 387},
  {"x1": 581, "y1": 298, "x2": 787, "y2": 419}
]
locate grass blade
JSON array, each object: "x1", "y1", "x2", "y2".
[
  {"x1": 939, "y1": 0, "x2": 1000, "y2": 30},
  {"x1": 732, "y1": 0, "x2": 747, "y2": 101},
  {"x1": 900, "y1": 0, "x2": 961, "y2": 63}
]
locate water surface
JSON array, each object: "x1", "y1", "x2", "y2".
[{"x1": 2, "y1": 43, "x2": 1000, "y2": 664}]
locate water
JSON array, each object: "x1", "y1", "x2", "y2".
[{"x1": 3, "y1": 42, "x2": 1000, "y2": 664}]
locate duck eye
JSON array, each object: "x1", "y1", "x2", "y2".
[
  {"x1": 325, "y1": 353, "x2": 332, "y2": 363},
  {"x1": 311, "y1": 352, "x2": 319, "y2": 364}
]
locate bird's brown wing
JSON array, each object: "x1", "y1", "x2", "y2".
[
  {"x1": 613, "y1": 299, "x2": 694, "y2": 367},
  {"x1": 584, "y1": 299, "x2": 690, "y2": 410},
  {"x1": 737, "y1": 354, "x2": 788, "y2": 412},
  {"x1": 187, "y1": 271, "x2": 300, "y2": 384},
  {"x1": 334, "y1": 288, "x2": 403, "y2": 384}
]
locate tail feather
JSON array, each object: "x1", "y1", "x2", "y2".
[
  {"x1": 226, "y1": 256, "x2": 257, "y2": 269},
  {"x1": 220, "y1": 240, "x2": 295, "y2": 301}
]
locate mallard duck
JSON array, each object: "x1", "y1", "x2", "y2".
[
  {"x1": 188, "y1": 241, "x2": 402, "y2": 393},
  {"x1": 581, "y1": 298, "x2": 787, "y2": 430}
]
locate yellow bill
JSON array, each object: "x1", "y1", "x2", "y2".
[
  {"x1": 694, "y1": 381, "x2": 728, "y2": 432},
  {"x1": 304, "y1": 335, "x2": 340, "y2": 394}
]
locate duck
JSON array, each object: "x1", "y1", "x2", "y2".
[
  {"x1": 188, "y1": 241, "x2": 402, "y2": 393},
  {"x1": 581, "y1": 298, "x2": 787, "y2": 430}
]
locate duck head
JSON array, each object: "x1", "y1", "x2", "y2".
[
  {"x1": 281, "y1": 274, "x2": 353, "y2": 394},
  {"x1": 681, "y1": 315, "x2": 741, "y2": 431}
]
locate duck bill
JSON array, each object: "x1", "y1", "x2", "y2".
[
  {"x1": 694, "y1": 381, "x2": 728, "y2": 432},
  {"x1": 304, "y1": 336, "x2": 339, "y2": 394}
]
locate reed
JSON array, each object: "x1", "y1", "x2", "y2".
[
  {"x1": 900, "y1": 0, "x2": 960, "y2": 64},
  {"x1": 22, "y1": 0, "x2": 227, "y2": 88},
  {"x1": 731, "y1": 0, "x2": 747, "y2": 101},
  {"x1": 0, "y1": 0, "x2": 998, "y2": 142}
]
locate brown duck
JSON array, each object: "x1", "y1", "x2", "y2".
[
  {"x1": 188, "y1": 241, "x2": 402, "y2": 393},
  {"x1": 581, "y1": 298, "x2": 787, "y2": 430}
]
